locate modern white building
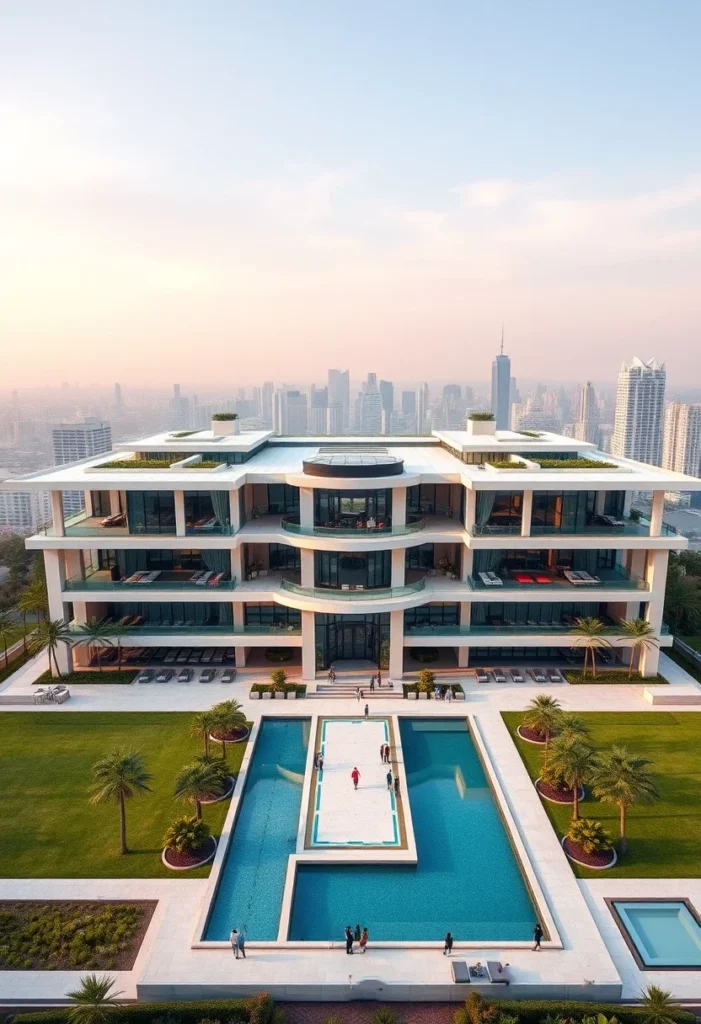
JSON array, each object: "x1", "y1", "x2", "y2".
[
  {"x1": 662, "y1": 402, "x2": 701, "y2": 477},
  {"x1": 612, "y1": 357, "x2": 666, "y2": 464},
  {"x1": 52, "y1": 417, "x2": 112, "y2": 516},
  {"x1": 7, "y1": 418, "x2": 700, "y2": 680},
  {"x1": 574, "y1": 381, "x2": 600, "y2": 445}
]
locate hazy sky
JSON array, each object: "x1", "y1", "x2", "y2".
[{"x1": 2, "y1": 1, "x2": 701, "y2": 387}]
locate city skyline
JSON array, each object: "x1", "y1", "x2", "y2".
[{"x1": 2, "y1": 2, "x2": 701, "y2": 386}]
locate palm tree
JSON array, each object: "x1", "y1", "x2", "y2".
[
  {"x1": 641, "y1": 985, "x2": 677, "y2": 1024},
  {"x1": 617, "y1": 618, "x2": 660, "y2": 679},
  {"x1": 522, "y1": 694, "x2": 562, "y2": 765},
  {"x1": 29, "y1": 618, "x2": 73, "y2": 677},
  {"x1": 90, "y1": 749, "x2": 153, "y2": 855},
  {"x1": 210, "y1": 699, "x2": 247, "y2": 760},
  {"x1": 190, "y1": 710, "x2": 218, "y2": 757},
  {"x1": 107, "y1": 621, "x2": 128, "y2": 672},
  {"x1": 174, "y1": 761, "x2": 225, "y2": 820},
  {"x1": 21, "y1": 578, "x2": 48, "y2": 624},
  {"x1": 0, "y1": 611, "x2": 15, "y2": 670},
  {"x1": 569, "y1": 616, "x2": 612, "y2": 678},
  {"x1": 547, "y1": 736, "x2": 595, "y2": 820},
  {"x1": 589, "y1": 745, "x2": 659, "y2": 854},
  {"x1": 74, "y1": 618, "x2": 114, "y2": 673},
  {"x1": 66, "y1": 974, "x2": 123, "y2": 1024},
  {"x1": 556, "y1": 712, "x2": 589, "y2": 741}
]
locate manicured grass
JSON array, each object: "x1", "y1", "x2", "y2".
[
  {"x1": 0, "y1": 713, "x2": 247, "y2": 879},
  {"x1": 682, "y1": 634, "x2": 701, "y2": 652},
  {"x1": 502, "y1": 710, "x2": 701, "y2": 878},
  {"x1": 33, "y1": 669, "x2": 136, "y2": 685}
]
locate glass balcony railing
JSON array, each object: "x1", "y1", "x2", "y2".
[
  {"x1": 529, "y1": 516, "x2": 650, "y2": 537},
  {"x1": 469, "y1": 522, "x2": 522, "y2": 537},
  {"x1": 185, "y1": 521, "x2": 234, "y2": 536},
  {"x1": 281, "y1": 578, "x2": 426, "y2": 601},
  {"x1": 406, "y1": 619, "x2": 669, "y2": 637},
  {"x1": 68, "y1": 620, "x2": 235, "y2": 635},
  {"x1": 281, "y1": 515, "x2": 425, "y2": 537},
  {"x1": 64, "y1": 570, "x2": 237, "y2": 592},
  {"x1": 469, "y1": 567, "x2": 648, "y2": 591}
]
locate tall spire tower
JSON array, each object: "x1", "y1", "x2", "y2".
[{"x1": 491, "y1": 328, "x2": 511, "y2": 430}]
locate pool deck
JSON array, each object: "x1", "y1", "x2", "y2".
[{"x1": 2, "y1": 651, "x2": 701, "y2": 1003}]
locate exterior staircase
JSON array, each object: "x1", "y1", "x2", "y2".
[{"x1": 308, "y1": 681, "x2": 404, "y2": 700}]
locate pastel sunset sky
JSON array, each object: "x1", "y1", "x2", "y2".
[{"x1": 2, "y1": 1, "x2": 700, "y2": 387}]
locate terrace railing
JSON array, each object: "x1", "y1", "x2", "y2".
[{"x1": 280, "y1": 578, "x2": 426, "y2": 601}]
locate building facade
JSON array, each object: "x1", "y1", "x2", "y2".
[
  {"x1": 0, "y1": 487, "x2": 51, "y2": 533},
  {"x1": 9, "y1": 419, "x2": 699, "y2": 681},
  {"x1": 574, "y1": 381, "x2": 600, "y2": 445},
  {"x1": 612, "y1": 357, "x2": 666, "y2": 465},
  {"x1": 662, "y1": 402, "x2": 701, "y2": 477},
  {"x1": 491, "y1": 349, "x2": 512, "y2": 430},
  {"x1": 52, "y1": 418, "x2": 112, "y2": 516}
]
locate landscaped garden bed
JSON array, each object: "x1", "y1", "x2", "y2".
[
  {"x1": 564, "y1": 669, "x2": 668, "y2": 685},
  {"x1": 517, "y1": 723, "x2": 546, "y2": 743},
  {"x1": 0, "y1": 900, "x2": 156, "y2": 970},
  {"x1": 15, "y1": 994, "x2": 278, "y2": 1024},
  {"x1": 561, "y1": 835, "x2": 617, "y2": 869},
  {"x1": 535, "y1": 778, "x2": 584, "y2": 804},
  {"x1": 33, "y1": 669, "x2": 136, "y2": 685},
  {"x1": 403, "y1": 682, "x2": 463, "y2": 699},
  {"x1": 250, "y1": 682, "x2": 306, "y2": 698}
]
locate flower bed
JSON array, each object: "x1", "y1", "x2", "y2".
[
  {"x1": 535, "y1": 778, "x2": 585, "y2": 804},
  {"x1": 516, "y1": 724, "x2": 547, "y2": 744},
  {"x1": 564, "y1": 669, "x2": 668, "y2": 685},
  {"x1": 562, "y1": 836, "x2": 617, "y2": 869},
  {"x1": 163, "y1": 835, "x2": 217, "y2": 870},
  {"x1": 0, "y1": 900, "x2": 156, "y2": 970}
]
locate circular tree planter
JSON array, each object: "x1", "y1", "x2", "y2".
[
  {"x1": 162, "y1": 835, "x2": 217, "y2": 871},
  {"x1": 200, "y1": 776, "x2": 235, "y2": 805},
  {"x1": 535, "y1": 778, "x2": 585, "y2": 805},
  {"x1": 209, "y1": 726, "x2": 250, "y2": 746},
  {"x1": 561, "y1": 836, "x2": 617, "y2": 870},
  {"x1": 517, "y1": 724, "x2": 547, "y2": 745}
]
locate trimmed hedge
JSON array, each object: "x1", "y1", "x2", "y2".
[
  {"x1": 251, "y1": 682, "x2": 306, "y2": 695},
  {"x1": 33, "y1": 669, "x2": 135, "y2": 686},
  {"x1": 13, "y1": 994, "x2": 280, "y2": 1024},
  {"x1": 490, "y1": 1001, "x2": 695, "y2": 1024},
  {"x1": 99, "y1": 459, "x2": 178, "y2": 470},
  {"x1": 537, "y1": 458, "x2": 617, "y2": 469},
  {"x1": 564, "y1": 669, "x2": 667, "y2": 685}
]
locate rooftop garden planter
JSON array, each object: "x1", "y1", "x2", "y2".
[
  {"x1": 94, "y1": 458, "x2": 178, "y2": 471},
  {"x1": 211, "y1": 413, "x2": 239, "y2": 436},
  {"x1": 484, "y1": 459, "x2": 529, "y2": 471},
  {"x1": 467, "y1": 412, "x2": 496, "y2": 437},
  {"x1": 534, "y1": 458, "x2": 618, "y2": 470},
  {"x1": 519, "y1": 430, "x2": 543, "y2": 438},
  {"x1": 183, "y1": 460, "x2": 226, "y2": 470}
]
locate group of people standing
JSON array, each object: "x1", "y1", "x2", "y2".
[{"x1": 344, "y1": 923, "x2": 369, "y2": 953}]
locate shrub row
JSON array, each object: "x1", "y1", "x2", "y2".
[
  {"x1": 33, "y1": 670, "x2": 135, "y2": 686},
  {"x1": 491, "y1": 1000, "x2": 695, "y2": 1024},
  {"x1": 536, "y1": 458, "x2": 617, "y2": 469},
  {"x1": 99, "y1": 459, "x2": 179, "y2": 470},
  {"x1": 250, "y1": 682, "x2": 306, "y2": 695},
  {"x1": 14, "y1": 994, "x2": 280, "y2": 1024},
  {"x1": 564, "y1": 669, "x2": 667, "y2": 685}
]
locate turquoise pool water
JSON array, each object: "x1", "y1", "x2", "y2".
[
  {"x1": 289, "y1": 718, "x2": 537, "y2": 941},
  {"x1": 204, "y1": 718, "x2": 308, "y2": 940},
  {"x1": 613, "y1": 901, "x2": 701, "y2": 967}
]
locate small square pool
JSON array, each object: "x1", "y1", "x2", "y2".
[{"x1": 609, "y1": 899, "x2": 701, "y2": 969}]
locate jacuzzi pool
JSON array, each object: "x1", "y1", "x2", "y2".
[{"x1": 609, "y1": 899, "x2": 701, "y2": 969}]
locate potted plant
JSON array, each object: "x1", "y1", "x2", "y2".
[
  {"x1": 211, "y1": 412, "x2": 240, "y2": 436},
  {"x1": 467, "y1": 411, "x2": 496, "y2": 436},
  {"x1": 271, "y1": 668, "x2": 288, "y2": 699},
  {"x1": 247, "y1": 559, "x2": 265, "y2": 580}
]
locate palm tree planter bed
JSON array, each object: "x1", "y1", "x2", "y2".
[
  {"x1": 562, "y1": 836, "x2": 617, "y2": 869},
  {"x1": 565, "y1": 670, "x2": 668, "y2": 685},
  {"x1": 535, "y1": 778, "x2": 585, "y2": 804},
  {"x1": 210, "y1": 726, "x2": 250, "y2": 744},
  {"x1": 517, "y1": 724, "x2": 547, "y2": 744},
  {"x1": 162, "y1": 836, "x2": 217, "y2": 871},
  {"x1": 200, "y1": 775, "x2": 235, "y2": 804}
]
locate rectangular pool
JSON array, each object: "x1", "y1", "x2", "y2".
[
  {"x1": 204, "y1": 718, "x2": 309, "y2": 940},
  {"x1": 610, "y1": 900, "x2": 701, "y2": 969},
  {"x1": 289, "y1": 718, "x2": 538, "y2": 941}
]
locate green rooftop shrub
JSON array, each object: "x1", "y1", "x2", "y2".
[
  {"x1": 488, "y1": 460, "x2": 527, "y2": 469},
  {"x1": 469, "y1": 412, "x2": 495, "y2": 421},
  {"x1": 99, "y1": 459, "x2": 176, "y2": 470},
  {"x1": 536, "y1": 458, "x2": 617, "y2": 469},
  {"x1": 184, "y1": 461, "x2": 223, "y2": 469},
  {"x1": 211, "y1": 412, "x2": 238, "y2": 421}
]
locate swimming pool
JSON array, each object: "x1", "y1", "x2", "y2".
[
  {"x1": 204, "y1": 718, "x2": 308, "y2": 941},
  {"x1": 610, "y1": 900, "x2": 701, "y2": 969},
  {"x1": 289, "y1": 718, "x2": 537, "y2": 941}
]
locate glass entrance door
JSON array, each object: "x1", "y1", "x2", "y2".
[{"x1": 329, "y1": 621, "x2": 377, "y2": 662}]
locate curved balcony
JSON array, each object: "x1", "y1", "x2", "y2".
[
  {"x1": 281, "y1": 515, "x2": 425, "y2": 538},
  {"x1": 280, "y1": 578, "x2": 426, "y2": 601}
]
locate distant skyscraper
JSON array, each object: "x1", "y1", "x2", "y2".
[
  {"x1": 114, "y1": 383, "x2": 123, "y2": 412},
  {"x1": 328, "y1": 369, "x2": 350, "y2": 432},
  {"x1": 53, "y1": 418, "x2": 112, "y2": 515},
  {"x1": 612, "y1": 357, "x2": 666, "y2": 464},
  {"x1": 574, "y1": 381, "x2": 600, "y2": 445},
  {"x1": 262, "y1": 381, "x2": 274, "y2": 427},
  {"x1": 359, "y1": 373, "x2": 383, "y2": 434},
  {"x1": 379, "y1": 380, "x2": 394, "y2": 417},
  {"x1": 401, "y1": 390, "x2": 416, "y2": 416},
  {"x1": 417, "y1": 382, "x2": 429, "y2": 434},
  {"x1": 327, "y1": 402, "x2": 343, "y2": 434},
  {"x1": 273, "y1": 390, "x2": 308, "y2": 435},
  {"x1": 491, "y1": 331, "x2": 511, "y2": 430},
  {"x1": 663, "y1": 403, "x2": 701, "y2": 476},
  {"x1": 309, "y1": 385, "x2": 329, "y2": 435}
]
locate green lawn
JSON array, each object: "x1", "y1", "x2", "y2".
[
  {"x1": 0, "y1": 713, "x2": 247, "y2": 878},
  {"x1": 502, "y1": 711, "x2": 701, "y2": 878}
]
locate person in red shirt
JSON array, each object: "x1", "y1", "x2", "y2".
[{"x1": 351, "y1": 766, "x2": 360, "y2": 790}]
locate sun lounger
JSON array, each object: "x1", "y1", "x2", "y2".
[
  {"x1": 530, "y1": 668, "x2": 547, "y2": 683},
  {"x1": 451, "y1": 961, "x2": 471, "y2": 984},
  {"x1": 493, "y1": 669, "x2": 507, "y2": 683},
  {"x1": 510, "y1": 669, "x2": 525, "y2": 683},
  {"x1": 486, "y1": 960, "x2": 512, "y2": 984}
]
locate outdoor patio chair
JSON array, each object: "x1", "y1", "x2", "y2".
[
  {"x1": 510, "y1": 669, "x2": 525, "y2": 683},
  {"x1": 493, "y1": 669, "x2": 507, "y2": 683},
  {"x1": 451, "y1": 962, "x2": 470, "y2": 984}
]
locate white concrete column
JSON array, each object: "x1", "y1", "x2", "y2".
[
  {"x1": 299, "y1": 487, "x2": 314, "y2": 529},
  {"x1": 64, "y1": 549, "x2": 85, "y2": 583},
  {"x1": 109, "y1": 490, "x2": 121, "y2": 515},
  {"x1": 461, "y1": 546, "x2": 473, "y2": 583},
  {"x1": 624, "y1": 550, "x2": 647, "y2": 618},
  {"x1": 464, "y1": 488, "x2": 476, "y2": 533},
  {"x1": 84, "y1": 491, "x2": 94, "y2": 517},
  {"x1": 389, "y1": 609, "x2": 404, "y2": 680},
  {"x1": 301, "y1": 610, "x2": 316, "y2": 680},
  {"x1": 50, "y1": 492, "x2": 65, "y2": 537},
  {"x1": 231, "y1": 545, "x2": 243, "y2": 586},
  {"x1": 235, "y1": 646, "x2": 247, "y2": 668},
  {"x1": 391, "y1": 548, "x2": 405, "y2": 588},
  {"x1": 230, "y1": 489, "x2": 241, "y2": 533},
  {"x1": 457, "y1": 647, "x2": 469, "y2": 668},
  {"x1": 301, "y1": 549, "x2": 315, "y2": 588},
  {"x1": 44, "y1": 550, "x2": 73, "y2": 675},
  {"x1": 521, "y1": 490, "x2": 533, "y2": 537},
  {"x1": 460, "y1": 601, "x2": 471, "y2": 626},
  {"x1": 233, "y1": 603, "x2": 246, "y2": 667},
  {"x1": 392, "y1": 486, "x2": 407, "y2": 527},
  {"x1": 649, "y1": 491, "x2": 664, "y2": 537},
  {"x1": 594, "y1": 491, "x2": 606, "y2": 515},
  {"x1": 174, "y1": 491, "x2": 186, "y2": 536},
  {"x1": 640, "y1": 548, "x2": 669, "y2": 675}
]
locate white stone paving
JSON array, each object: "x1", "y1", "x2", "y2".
[{"x1": 313, "y1": 718, "x2": 398, "y2": 847}]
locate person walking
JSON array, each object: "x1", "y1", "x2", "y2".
[
  {"x1": 364, "y1": 703, "x2": 369, "y2": 720},
  {"x1": 345, "y1": 925, "x2": 354, "y2": 954},
  {"x1": 355, "y1": 687, "x2": 361, "y2": 702},
  {"x1": 359, "y1": 927, "x2": 369, "y2": 953},
  {"x1": 443, "y1": 931, "x2": 454, "y2": 956},
  {"x1": 351, "y1": 766, "x2": 360, "y2": 790},
  {"x1": 380, "y1": 743, "x2": 385, "y2": 762},
  {"x1": 236, "y1": 929, "x2": 247, "y2": 959},
  {"x1": 318, "y1": 753, "x2": 324, "y2": 772},
  {"x1": 386, "y1": 769, "x2": 393, "y2": 790},
  {"x1": 354, "y1": 923, "x2": 361, "y2": 943},
  {"x1": 377, "y1": 669, "x2": 382, "y2": 687},
  {"x1": 394, "y1": 774, "x2": 400, "y2": 797},
  {"x1": 532, "y1": 923, "x2": 543, "y2": 951},
  {"x1": 230, "y1": 928, "x2": 239, "y2": 958},
  {"x1": 370, "y1": 675, "x2": 375, "y2": 692},
  {"x1": 384, "y1": 743, "x2": 391, "y2": 764}
]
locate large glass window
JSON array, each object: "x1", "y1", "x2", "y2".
[
  {"x1": 313, "y1": 490, "x2": 392, "y2": 526},
  {"x1": 268, "y1": 543, "x2": 301, "y2": 572},
  {"x1": 244, "y1": 604, "x2": 301, "y2": 629},
  {"x1": 100, "y1": 602, "x2": 233, "y2": 627},
  {"x1": 405, "y1": 543, "x2": 434, "y2": 570},
  {"x1": 314, "y1": 550, "x2": 391, "y2": 589},
  {"x1": 473, "y1": 548, "x2": 619, "y2": 576},
  {"x1": 90, "y1": 491, "x2": 113, "y2": 517},
  {"x1": 184, "y1": 491, "x2": 230, "y2": 534},
  {"x1": 126, "y1": 491, "x2": 176, "y2": 534},
  {"x1": 531, "y1": 491, "x2": 595, "y2": 533},
  {"x1": 405, "y1": 604, "x2": 460, "y2": 628},
  {"x1": 474, "y1": 491, "x2": 523, "y2": 532},
  {"x1": 251, "y1": 484, "x2": 299, "y2": 516},
  {"x1": 471, "y1": 601, "x2": 607, "y2": 627},
  {"x1": 406, "y1": 484, "x2": 452, "y2": 516},
  {"x1": 314, "y1": 612, "x2": 390, "y2": 668},
  {"x1": 98, "y1": 549, "x2": 230, "y2": 577}
]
